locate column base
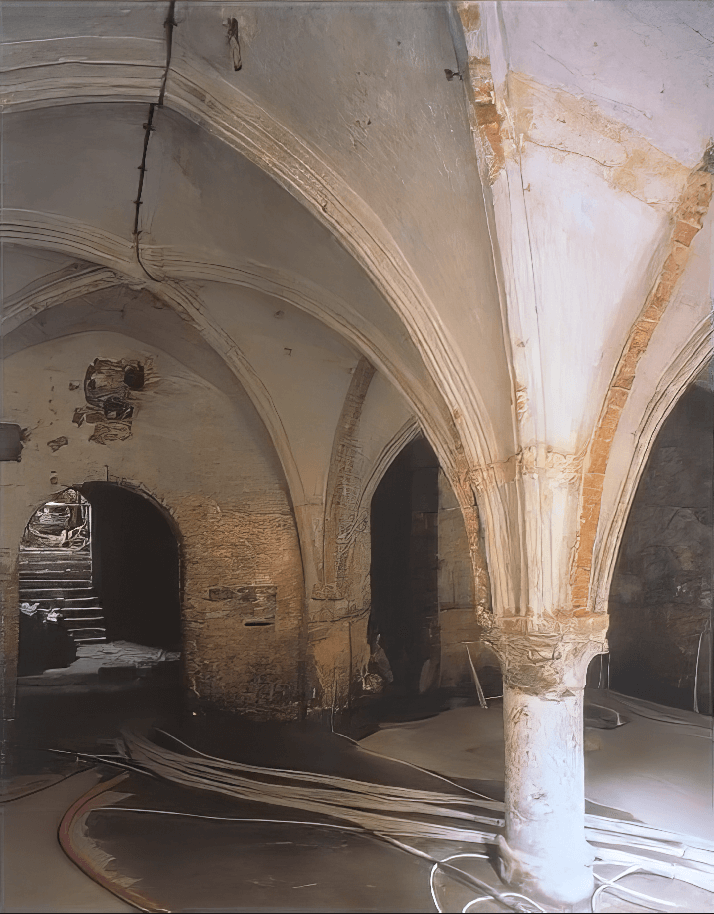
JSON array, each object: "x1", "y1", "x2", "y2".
[{"x1": 497, "y1": 835, "x2": 594, "y2": 911}]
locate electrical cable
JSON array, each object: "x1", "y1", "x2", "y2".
[
  {"x1": 693, "y1": 621, "x2": 711, "y2": 714},
  {"x1": 132, "y1": 0, "x2": 176, "y2": 283},
  {"x1": 65, "y1": 797, "x2": 712, "y2": 914},
  {"x1": 429, "y1": 852, "x2": 491, "y2": 912},
  {"x1": 595, "y1": 693, "x2": 713, "y2": 735},
  {"x1": 330, "y1": 727, "x2": 500, "y2": 805},
  {"x1": 80, "y1": 803, "x2": 534, "y2": 911},
  {"x1": 591, "y1": 864, "x2": 683, "y2": 913},
  {"x1": 45, "y1": 746, "x2": 162, "y2": 779},
  {"x1": 49, "y1": 734, "x2": 714, "y2": 912},
  {"x1": 114, "y1": 731, "x2": 552, "y2": 910},
  {"x1": 155, "y1": 727, "x2": 502, "y2": 809}
]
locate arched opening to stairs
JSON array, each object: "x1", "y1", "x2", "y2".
[
  {"x1": 17, "y1": 483, "x2": 181, "y2": 686},
  {"x1": 80, "y1": 482, "x2": 181, "y2": 651}
]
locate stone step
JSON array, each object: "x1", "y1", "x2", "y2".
[
  {"x1": 20, "y1": 568, "x2": 91, "y2": 577},
  {"x1": 19, "y1": 558, "x2": 91, "y2": 568},
  {"x1": 57, "y1": 606, "x2": 103, "y2": 614},
  {"x1": 19, "y1": 577, "x2": 93, "y2": 585},
  {"x1": 62, "y1": 609, "x2": 104, "y2": 622},
  {"x1": 20, "y1": 596, "x2": 99, "y2": 608},
  {"x1": 20, "y1": 555, "x2": 90, "y2": 562},
  {"x1": 65, "y1": 625, "x2": 107, "y2": 633},
  {"x1": 20, "y1": 563, "x2": 91, "y2": 571},
  {"x1": 20, "y1": 587, "x2": 95, "y2": 600}
]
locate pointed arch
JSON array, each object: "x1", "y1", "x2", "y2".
[
  {"x1": 2, "y1": 53, "x2": 500, "y2": 468},
  {"x1": 590, "y1": 316, "x2": 713, "y2": 615}
]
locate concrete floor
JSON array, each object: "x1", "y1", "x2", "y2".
[
  {"x1": 0, "y1": 770, "x2": 133, "y2": 913},
  {"x1": 361, "y1": 691, "x2": 714, "y2": 843},
  {"x1": 1, "y1": 689, "x2": 712, "y2": 912}
]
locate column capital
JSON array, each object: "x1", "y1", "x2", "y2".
[
  {"x1": 469, "y1": 446, "x2": 585, "y2": 494},
  {"x1": 477, "y1": 612, "x2": 607, "y2": 695}
]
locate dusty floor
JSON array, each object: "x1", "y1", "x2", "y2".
[
  {"x1": 361, "y1": 690, "x2": 714, "y2": 842},
  {"x1": 0, "y1": 769, "x2": 133, "y2": 913},
  {"x1": 0, "y1": 687, "x2": 712, "y2": 913}
]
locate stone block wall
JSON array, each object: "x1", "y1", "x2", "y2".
[{"x1": 608, "y1": 380, "x2": 713, "y2": 712}]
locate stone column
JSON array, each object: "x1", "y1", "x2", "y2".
[{"x1": 485, "y1": 624, "x2": 606, "y2": 909}]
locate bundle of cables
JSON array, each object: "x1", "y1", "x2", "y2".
[{"x1": 108, "y1": 729, "x2": 714, "y2": 914}]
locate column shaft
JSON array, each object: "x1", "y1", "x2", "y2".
[{"x1": 500, "y1": 684, "x2": 593, "y2": 908}]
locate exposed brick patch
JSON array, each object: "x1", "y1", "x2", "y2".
[
  {"x1": 464, "y1": 54, "x2": 505, "y2": 184},
  {"x1": 571, "y1": 168, "x2": 713, "y2": 612},
  {"x1": 0, "y1": 550, "x2": 20, "y2": 720},
  {"x1": 456, "y1": 4, "x2": 506, "y2": 184},
  {"x1": 176, "y1": 499, "x2": 305, "y2": 717}
]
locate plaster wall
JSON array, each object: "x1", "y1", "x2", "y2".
[
  {"x1": 195, "y1": 280, "x2": 359, "y2": 507},
  {"x1": 498, "y1": 1, "x2": 714, "y2": 168},
  {"x1": 175, "y1": 1, "x2": 514, "y2": 451},
  {"x1": 2, "y1": 101, "x2": 455, "y2": 457},
  {"x1": 1, "y1": 249, "x2": 93, "y2": 302},
  {"x1": 516, "y1": 141, "x2": 674, "y2": 451}
]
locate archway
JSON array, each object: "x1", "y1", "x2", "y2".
[
  {"x1": 369, "y1": 436, "x2": 440, "y2": 697},
  {"x1": 367, "y1": 434, "x2": 496, "y2": 709},
  {"x1": 80, "y1": 482, "x2": 181, "y2": 651},
  {"x1": 603, "y1": 369, "x2": 713, "y2": 713},
  {"x1": 17, "y1": 482, "x2": 181, "y2": 682}
]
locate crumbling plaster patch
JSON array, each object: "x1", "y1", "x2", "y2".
[{"x1": 507, "y1": 74, "x2": 690, "y2": 207}]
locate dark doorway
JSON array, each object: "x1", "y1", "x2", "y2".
[
  {"x1": 81, "y1": 483, "x2": 181, "y2": 650},
  {"x1": 602, "y1": 377, "x2": 714, "y2": 714},
  {"x1": 369, "y1": 436, "x2": 440, "y2": 696}
]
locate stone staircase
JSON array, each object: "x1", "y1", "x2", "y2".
[{"x1": 19, "y1": 547, "x2": 107, "y2": 645}]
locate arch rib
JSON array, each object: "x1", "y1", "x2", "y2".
[
  {"x1": 1, "y1": 55, "x2": 498, "y2": 468},
  {"x1": 590, "y1": 316, "x2": 713, "y2": 615}
]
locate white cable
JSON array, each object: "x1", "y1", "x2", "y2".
[
  {"x1": 108, "y1": 732, "x2": 714, "y2": 913},
  {"x1": 94, "y1": 804, "x2": 530, "y2": 912},
  {"x1": 427, "y1": 852, "x2": 550, "y2": 914},
  {"x1": 693, "y1": 622, "x2": 711, "y2": 714},
  {"x1": 429, "y1": 853, "x2": 490, "y2": 912},
  {"x1": 330, "y1": 728, "x2": 499, "y2": 804},
  {"x1": 462, "y1": 898, "x2": 494, "y2": 912},
  {"x1": 89, "y1": 806, "x2": 363, "y2": 831},
  {"x1": 500, "y1": 893, "x2": 547, "y2": 912},
  {"x1": 155, "y1": 728, "x2": 498, "y2": 806},
  {"x1": 591, "y1": 864, "x2": 682, "y2": 912}
]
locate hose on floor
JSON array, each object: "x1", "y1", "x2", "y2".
[{"x1": 47, "y1": 731, "x2": 714, "y2": 913}]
